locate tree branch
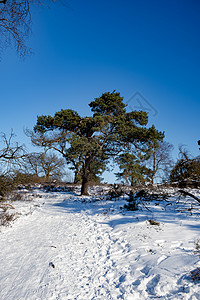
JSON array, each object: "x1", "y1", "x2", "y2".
[{"x1": 179, "y1": 190, "x2": 200, "y2": 204}]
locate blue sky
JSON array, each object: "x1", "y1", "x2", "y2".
[{"x1": 0, "y1": 0, "x2": 200, "y2": 182}]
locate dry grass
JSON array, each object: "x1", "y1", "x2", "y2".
[
  {"x1": 148, "y1": 219, "x2": 160, "y2": 226},
  {"x1": 191, "y1": 268, "x2": 200, "y2": 281},
  {"x1": 0, "y1": 212, "x2": 15, "y2": 226}
]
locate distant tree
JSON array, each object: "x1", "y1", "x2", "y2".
[
  {"x1": 115, "y1": 152, "x2": 151, "y2": 186},
  {"x1": 39, "y1": 152, "x2": 66, "y2": 181},
  {"x1": 22, "y1": 151, "x2": 66, "y2": 181},
  {"x1": 0, "y1": 130, "x2": 25, "y2": 175},
  {"x1": 22, "y1": 152, "x2": 43, "y2": 177},
  {"x1": 146, "y1": 141, "x2": 174, "y2": 184},
  {"x1": 116, "y1": 126, "x2": 167, "y2": 186},
  {"x1": 0, "y1": 131, "x2": 25, "y2": 198},
  {"x1": 29, "y1": 91, "x2": 164, "y2": 195},
  {"x1": 0, "y1": 0, "x2": 63, "y2": 57}
]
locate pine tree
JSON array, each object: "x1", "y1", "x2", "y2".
[
  {"x1": 115, "y1": 152, "x2": 150, "y2": 186},
  {"x1": 31, "y1": 91, "x2": 164, "y2": 195}
]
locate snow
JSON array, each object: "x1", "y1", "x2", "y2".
[{"x1": 0, "y1": 187, "x2": 200, "y2": 299}]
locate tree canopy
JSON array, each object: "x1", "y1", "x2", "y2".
[{"x1": 31, "y1": 91, "x2": 164, "y2": 194}]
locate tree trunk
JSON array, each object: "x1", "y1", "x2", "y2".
[
  {"x1": 151, "y1": 149, "x2": 156, "y2": 184},
  {"x1": 130, "y1": 180, "x2": 135, "y2": 187},
  {"x1": 81, "y1": 158, "x2": 91, "y2": 195},
  {"x1": 81, "y1": 173, "x2": 90, "y2": 195}
]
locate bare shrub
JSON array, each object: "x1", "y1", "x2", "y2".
[
  {"x1": 0, "y1": 212, "x2": 15, "y2": 226},
  {"x1": 0, "y1": 175, "x2": 15, "y2": 200},
  {"x1": 191, "y1": 268, "x2": 200, "y2": 281},
  {"x1": 148, "y1": 219, "x2": 160, "y2": 226},
  {"x1": 107, "y1": 184, "x2": 124, "y2": 200}
]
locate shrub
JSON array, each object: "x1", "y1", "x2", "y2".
[
  {"x1": 107, "y1": 184, "x2": 124, "y2": 200},
  {"x1": 0, "y1": 212, "x2": 15, "y2": 226},
  {"x1": 124, "y1": 191, "x2": 138, "y2": 211},
  {"x1": 0, "y1": 176, "x2": 15, "y2": 200}
]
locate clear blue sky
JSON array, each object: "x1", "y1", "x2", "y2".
[{"x1": 0, "y1": 0, "x2": 200, "y2": 182}]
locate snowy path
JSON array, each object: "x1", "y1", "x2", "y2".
[
  {"x1": 0, "y1": 190, "x2": 200, "y2": 299},
  {"x1": 0, "y1": 193, "x2": 134, "y2": 299}
]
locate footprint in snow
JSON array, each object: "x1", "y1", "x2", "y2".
[
  {"x1": 115, "y1": 274, "x2": 126, "y2": 288},
  {"x1": 140, "y1": 266, "x2": 151, "y2": 276},
  {"x1": 146, "y1": 274, "x2": 161, "y2": 295},
  {"x1": 132, "y1": 279, "x2": 141, "y2": 287}
]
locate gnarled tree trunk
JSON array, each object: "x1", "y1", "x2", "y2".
[
  {"x1": 81, "y1": 173, "x2": 90, "y2": 195},
  {"x1": 81, "y1": 157, "x2": 91, "y2": 195}
]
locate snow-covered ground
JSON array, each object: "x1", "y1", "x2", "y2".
[{"x1": 0, "y1": 187, "x2": 200, "y2": 299}]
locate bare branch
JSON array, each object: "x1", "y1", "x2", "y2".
[
  {"x1": 178, "y1": 190, "x2": 200, "y2": 204},
  {"x1": 0, "y1": 131, "x2": 25, "y2": 161},
  {"x1": 0, "y1": 0, "x2": 62, "y2": 57}
]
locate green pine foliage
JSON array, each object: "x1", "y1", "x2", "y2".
[
  {"x1": 115, "y1": 152, "x2": 151, "y2": 186},
  {"x1": 33, "y1": 91, "x2": 164, "y2": 195},
  {"x1": 124, "y1": 191, "x2": 138, "y2": 211}
]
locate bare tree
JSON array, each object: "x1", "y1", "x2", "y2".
[
  {"x1": 178, "y1": 145, "x2": 191, "y2": 161},
  {"x1": 146, "y1": 141, "x2": 174, "y2": 184},
  {"x1": 0, "y1": 0, "x2": 63, "y2": 57},
  {"x1": 0, "y1": 130, "x2": 25, "y2": 174},
  {"x1": 22, "y1": 150, "x2": 66, "y2": 181},
  {"x1": 39, "y1": 152, "x2": 66, "y2": 181},
  {"x1": 22, "y1": 152, "x2": 43, "y2": 177},
  {"x1": 26, "y1": 129, "x2": 77, "y2": 179},
  {"x1": 0, "y1": 131, "x2": 25, "y2": 198}
]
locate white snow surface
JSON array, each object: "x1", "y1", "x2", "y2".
[{"x1": 0, "y1": 187, "x2": 200, "y2": 299}]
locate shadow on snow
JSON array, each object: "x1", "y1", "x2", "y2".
[{"x1": 50, "y1": 193, "x2": 200, "y2": 231}]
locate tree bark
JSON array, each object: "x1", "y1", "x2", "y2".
[
  {"x1": 46, "y1": 173, "x2": 50, "y2": 182},
  {"x1": 151, "y1": 148, "x2": 156, "y2": 184},
  {"x1": 81, "y1": 173, "x2": 90, "y2": 195},
  {"x1": 81, "y1": 157, "x2": 91, "y2": 195}
]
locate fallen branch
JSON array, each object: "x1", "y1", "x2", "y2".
[{"x1": 178, "y1": 190, "x2": 200, "y2": 204}]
